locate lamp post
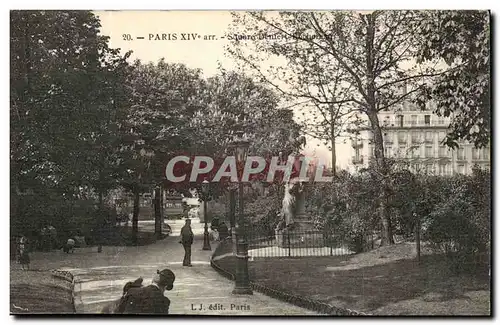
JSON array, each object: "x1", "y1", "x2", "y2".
[
  {"x1": 230, "y1": 130, "x2": 253, "y2": 295},
  {"x1": 201, "y1": 179, "x2": 211, "y2": 251}
]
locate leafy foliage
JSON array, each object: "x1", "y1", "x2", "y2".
[
  {"x1": 304, "y1": 165, "x2": 490, "y2": 264},
  {"x1": 415, "y1": 11, "x2": 490, "y2": 148}
]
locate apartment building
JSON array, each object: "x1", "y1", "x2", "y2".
[{"x1": 350, "y1": 101, "x2": 490, "y2": 175}]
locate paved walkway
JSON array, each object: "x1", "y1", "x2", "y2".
[{"x1": 26, "y1": 219, "x2": 319, "y2": 315}]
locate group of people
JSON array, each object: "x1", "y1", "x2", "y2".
[{"x1": 208, "y1": 217, "x2": 230, "y2": 242}]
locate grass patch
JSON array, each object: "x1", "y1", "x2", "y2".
[
  {"x1": 10, "y1": 269, "x2": 74, "y2": 314},
  {"x1": 214, "y1": 243, "x2": 491, "y2": 315}
]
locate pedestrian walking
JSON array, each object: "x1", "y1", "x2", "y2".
[
  {"x1": 179, "y1": 219, "x2": 194, "y2": 267},
  {"x1": 17, "y1": 235, "x2": 30, "y2": 270},
  {"x1": 115, "y1": 269, "x2": 175, "y2": 314}
]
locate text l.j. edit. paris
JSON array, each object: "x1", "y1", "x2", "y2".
[{"x1": 191, "y1": 303, "x2": 250, "y2": 311}]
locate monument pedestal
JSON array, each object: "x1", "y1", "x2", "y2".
[{"x1": 275, "y1": 188, "x2": 324, "y2": 248}]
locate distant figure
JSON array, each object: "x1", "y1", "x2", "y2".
[
  {"x1": 63, "y1": 238, "x2": 75, "y2": 253},
  {"x1": 210, "y1": 227, "x2": 220, "y2": 241},
  {"x1": 115, "y1": 269, "x2": 175, "y2": 314},
  {"x1": 179, "y1": 219, "x2": 193, "y2": 267},
  {"x1": 17, "y1": 236, "x2": 30, "y2": 270},
  {"x1": 218, "y1": 222, "x2": 229, "y2": 240},
  {"x1": 211, "y1": 217, "x2": 220, "y2": 230},
  {"x1": 101, "y1": 277, "x2": 143, "y2": 314}
]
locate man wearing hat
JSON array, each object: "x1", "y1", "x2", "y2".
[
  {"x1": 180, "y1": 219, "x2": 194, "y2": 267},
  {"x1": 115, "y1": 269, "x2": 176, "y2": 314}
]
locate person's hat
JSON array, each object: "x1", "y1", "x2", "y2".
[{"x1": 154, "y1": 268, "x2": 176, "y2": 290}]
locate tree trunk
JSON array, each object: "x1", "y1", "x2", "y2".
[
  {"x1": 331, "y1": 137, "x2": 337, "y2": 177},
  {"x1": 415, "y1": 215, "x2": 421, "y2": 262},
  {"x1": 330, "y1": 106, "x2": 337, "y2": 177},
  {"x1": 132, "y1": 186, "x2": 140, "y2": 245},
  {"x1": 365, "y1": 14, "x2": 393, "y2": 246},
  {"x1": 97, "y1": 190, "x2": 104, "y2": 253},
  {"x1": 154, "y1": 186, "x2": 162, "y2": 238}
]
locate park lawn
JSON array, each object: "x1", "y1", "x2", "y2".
[
  {"x1": 216, "y1": 243, "x2": 491, "y2": 315},
  {"x1": 10, "y1": 269, "x2": 74, "y2": 314}
]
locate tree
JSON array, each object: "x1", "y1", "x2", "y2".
[
  {"x1": 119, "y1": 59, "x2": 205, "y2": 240},
  {"x1": 189, "y1": 70, "x2": 303, "y2": 158},
  {"x1": 228, "y1": 11, "x2": 447, "y2": 245},
  {"x1": 226, "y1": 29, "x2": 356, "y2": 176},
  {"x1": 10, "y1": 10, "x2": 130, "y2": 234},
  {"x1": 415, "y1": 11, "x2": 490, "y2": 149}
]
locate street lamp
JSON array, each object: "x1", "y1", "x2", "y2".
[
  {"x1": 201, "y1": 179, "x2": 211, "y2": 251},
  {"x1": 230, "y1": 130, "x2": 253, "y2": 295}
]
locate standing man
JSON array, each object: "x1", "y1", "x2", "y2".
[{"x1": 180, "y1": 219, "x2": 193, "y2": 267}]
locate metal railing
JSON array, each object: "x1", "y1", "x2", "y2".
[{"x1": 246, "y1": 230, "x2": 354, "y2": 258}]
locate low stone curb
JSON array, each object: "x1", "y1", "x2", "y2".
[
  {"x1": 210, "y1": 241, "x2": 370, "y2": 316},
  {"x1": 51, "y1": 269, "x2": 76, "y2": 313}
]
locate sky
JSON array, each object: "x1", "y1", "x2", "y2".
[{"x1": 95, "y1": 10, "x2": 351, "y2": 169}]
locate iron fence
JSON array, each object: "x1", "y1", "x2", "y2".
[{"x1": 246, "y1": 230, "x2": 354, "y2": 258}]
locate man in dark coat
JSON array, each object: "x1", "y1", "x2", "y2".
[
  {"x1": 101, "y1": 277, "x2": 143, "y2": 313},
  {"x1": 180, "y1": 219, "x2": 193, "y2": 267},
  {"x1": 115, "y1": 269, "x2": 175, "y2": 314},
  {"x1": 218, "y1": 222, "x2": 229, "y2": 241}
]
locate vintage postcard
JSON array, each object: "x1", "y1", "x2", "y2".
[{"x1": 10, "y1": 10, "x2": 491, "y2": 316}]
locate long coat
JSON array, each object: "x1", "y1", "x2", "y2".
[
  {"x1": 180, "y1": 225, "x2": 194, "y2": 245},
  {"x1": 115, "y1": 285, "x2": 171, "y2": 314}
]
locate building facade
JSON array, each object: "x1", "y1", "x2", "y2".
[{"x1": 350, "y1": 102, "x2": 490, "y2": 175}]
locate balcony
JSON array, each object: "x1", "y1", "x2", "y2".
[{"x1": 352, "y1": 156, "x2": 364, "y2": 165}]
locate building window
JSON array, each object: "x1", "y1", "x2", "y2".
[
  {"x1": 384, "y1": 132, "x2": 393, "y2": 144},
  {"x1": 396, "y1": 115, "x2": 404, "y2": 127},
  {"x1": 425, "y1": 131, "x2": 433, "y2": 144},
  {"x1": 457, "y1": 164, "x2": 465, "y2": 174},
  {"x1": 412, "y1": 147, "x2": 420, "y2": 158},
  {"x1": 438, "y1": 164, "x2": 446, "y2": 176},
  {"x1": 472, "y1": 148, "x2": 480, "y2": 160},
  {"x1": 424, "y1": 115, "x2": 431, "y2": 125},
  {"x1": 398, "y1": 131, "x2": 407, "y2": 144},
  {"x1": 438, "y1": 131, "x2": 446, "y2": 142},
  {"x1": 398, "y1": 146, "x2": 407, "y2": 157},
  {"x1": 385, "y1": 146, "x2": 392, "y2": 158},
  {"x1": 438, "y1": 116, "x2": 445, "y2": 125},
  {"x1": 411, "y1": 131, "x2": 421, "y2": 144},
  {"x1": 438, "y1": 146, "x2": 448, "y2": 158},
  {"x1": 483, "y1": 148, "x2": 490, "y2": 160},
  {"x1": 425, "y1": 146, "x2": 433, "y2": 158},
  {"x1": 410, "y1": 115, "x2": 417, "y2": 126},
  {"x1": 457, "y1": 147, "x2": 465, "y2": 160}
]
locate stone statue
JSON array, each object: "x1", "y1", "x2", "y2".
[{"x1": 281, "y1": 178, "x2": 305, "y2": 227}]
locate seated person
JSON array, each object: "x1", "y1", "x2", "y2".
[
  {"x1": 101, "y1": 278, "x2": 144, "y2": 314},
  {"x1": 63, "y1": 238, "x2": 76, "y2": 253}
]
